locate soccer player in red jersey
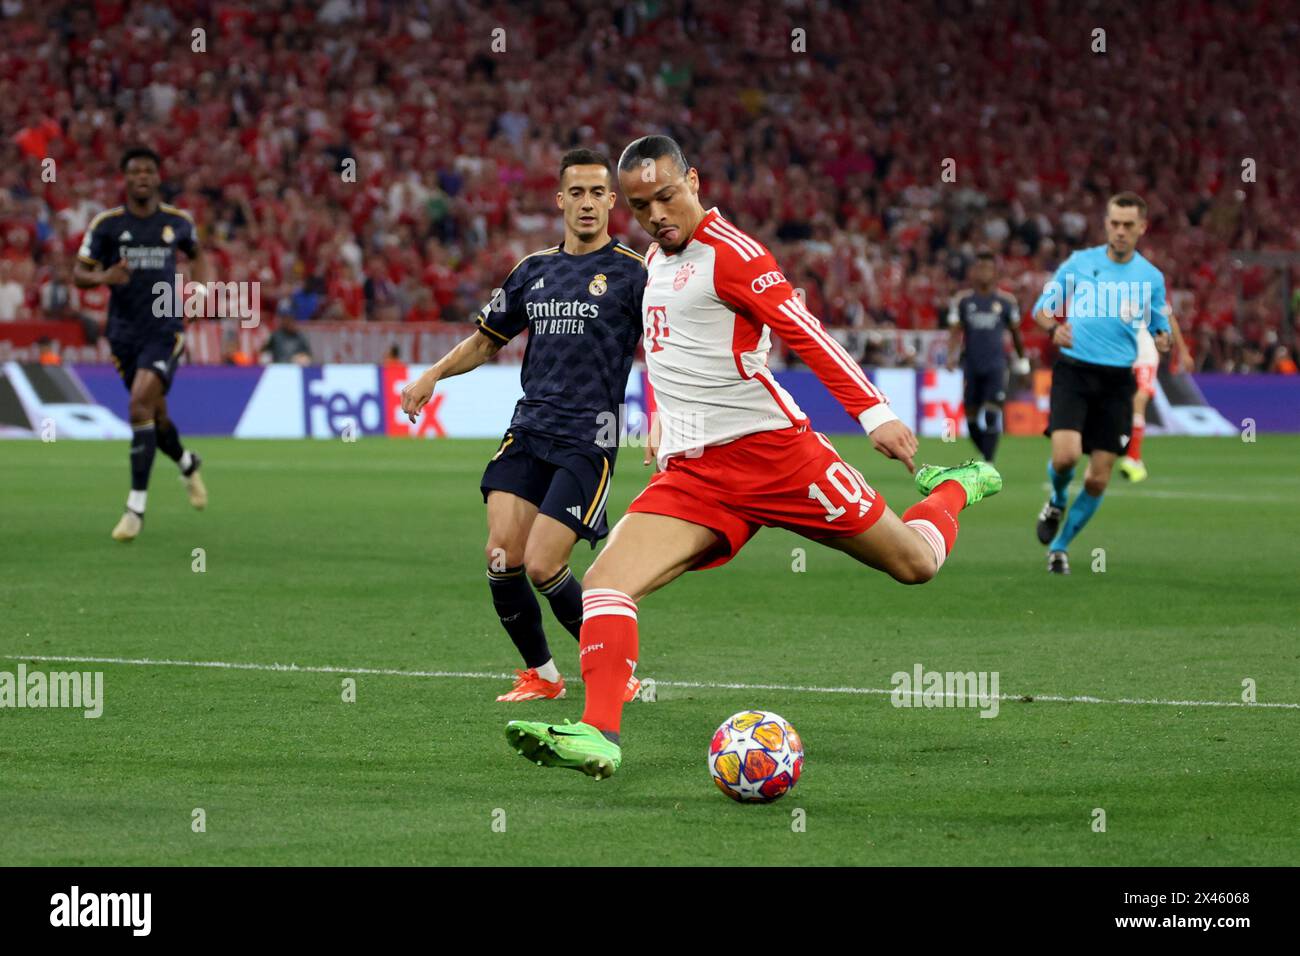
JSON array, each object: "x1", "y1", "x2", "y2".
[{"x1": 506, "y1": 137, "x2": 1002, "y2": 779}]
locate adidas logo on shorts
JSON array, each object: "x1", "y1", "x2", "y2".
[{"x1": 566, "y1": 505, "x2": 583, "y2": 519}]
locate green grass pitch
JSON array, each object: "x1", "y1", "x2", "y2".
[{"x1": 2, "y1": 434, "x2": 1297, "y2": 866}]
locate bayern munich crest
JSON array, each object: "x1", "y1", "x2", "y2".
[
  {"x1": 588, "y1": 273, "x2": 607, "y2": 296},
  {"x1": 673, "y1": 262, "x2": 695, "y2": 291}
]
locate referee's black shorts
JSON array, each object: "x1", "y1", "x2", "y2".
[{"x1": 1045, "y1": 356, "x2": 1136, "y2": 455}]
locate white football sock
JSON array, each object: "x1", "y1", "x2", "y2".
[
  {"x1": 127, "y1": 490, "x2": 147, "y2": 514},
  {"x1": 535, "y1": 659, "x2": 560, "y2": 682}
]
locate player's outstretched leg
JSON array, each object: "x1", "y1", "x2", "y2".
[
  {"x1": 156, "y1": 399, "x2": 205, "y2": 509},
  {"x1": 506, "y1": 512, "x2": 718, "y2": 777},
  {"x1": 506, "y1": 588, "x2": 634, "y2": 777},
  {"x1": 827, "y1": 459, "x2": 1001, "y2": 583}
]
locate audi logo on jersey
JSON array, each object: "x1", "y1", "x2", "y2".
[{"x1": 750, "y1": 270, "x2": 787, "y2": 294}]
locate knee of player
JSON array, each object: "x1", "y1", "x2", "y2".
[
  {"x1": 484, "y1": 541, "x2": 524, "y2": 570},
  {"x1": 523, "y1": 555, "x2": 566, "y2": 587},
  {"x1": 127, "y1": 398, "x2": 154, "y2": 423},
  {"x1": 893, "y1": 550, "x2": 937, "y2": 586},
  {"x1": 1083, "y1": 476, "x2": 1109, "y2": 497}
]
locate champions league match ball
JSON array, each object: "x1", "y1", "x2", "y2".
[{"x1": 708, "y1": 710, "x2": 804, "y2": 803}]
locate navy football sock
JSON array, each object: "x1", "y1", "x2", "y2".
[
  {"x1": 487, "y1": 565, "x2": 550, "y2": 669},
  {"x1": 536, "y1": 566, "x2": 583, "y2": 641},
  {"x1": 156, "y1": 419, "x2": 186, "y2": 465},
  {"x1": 130, "y1": 421, "x2": 157, "y2": 494}
]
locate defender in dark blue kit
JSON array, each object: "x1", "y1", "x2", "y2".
[
  {"x1": 401, "y1": 149, "x2": 645, "y2": 702},
  {"x1": 945, "y1": 251, "x2": 1028, "y2": 463},
  {"x1": 74, "y1": 147, "x2": 209, "y2": 542}
]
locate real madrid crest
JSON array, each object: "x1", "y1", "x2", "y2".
[
  {"x1": 993, "y1": 300, "x2": 1002, "y2": 314},
  {"x1": 161, "y1": 224, "x2": 175, "y2": 244},
  {"x1": 588, "y1": 273, "x2": 607, "y2": 296}
]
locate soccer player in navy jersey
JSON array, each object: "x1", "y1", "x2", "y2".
[
  {"x1": 401, "y1": 148, "x2": 646, "y2": 702},
  {"x1": 945, "y1": 251, "x2": 1029, "y2": 464},
  {"x1": 74, "y1": 147, "x2": 209, "y2": 542},
  {"x1": 1031, "y1": 192, "x2": 1172, "y2": 574}
]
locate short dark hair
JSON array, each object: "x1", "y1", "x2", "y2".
[
  {"x1": 559, "y1": 148, "x2": 613, "y2": 184},
  {"x1": 974, "y1": 250, "x2": 996, "y2": 262},
  {"x1": 120, "y1": 146, "x2": 161, "y2": 172},
  {"x1": 617, "y1": 135, "x2": 688, "y2": 176},
  {"x1": 1107, "y1": 191, "x2": 1147, "y2": 218}
]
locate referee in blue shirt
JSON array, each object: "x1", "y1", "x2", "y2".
[{"x1": 1030, "y1": 193, "x2": 1172, "y2": 574}]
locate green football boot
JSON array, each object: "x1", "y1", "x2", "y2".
[
  {"x1": 505, "y1": 719, "x2": 622, "y2": 780},
  {"x1": 914, "y1": 458, "x2": 1003, "y2": 506}
]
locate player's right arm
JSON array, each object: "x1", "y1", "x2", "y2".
[
  {"x1": 400, "y1": 330, "x2": 501, "y2": 423},
  {"x1": 73, "y1": 213, "x2": 130, "y2": 288},
  {"x1": 400, "y1": 262, "x2": 530, "y2": 422},
  {"x1": 711, "y1": 241, "x2": 917, "y2": 472}
]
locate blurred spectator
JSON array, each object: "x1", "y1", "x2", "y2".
[
  {"x1": 39, "y1": 255, "x2": 99, "y2": 342},
  {"x1": 222, "y1": 332, "x2": 254, "y2": 367},
  {"x1": 260, "y1": 315, "x2": 313, "y2": 366},
  {"x1": 0, "y1": 260, "x2": 26, "y2": 321},
  {"x1": 37, "y1": 337, "x2": 61, "y2": 365},
  {"x1": 1268, "y1": 346, "x2": 1297, "y2": 375}
]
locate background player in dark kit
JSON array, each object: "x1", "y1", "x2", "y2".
[
  {"x1": 74, "y1": 147, "x2": 209, "y2": 542},
  {"x1": 946, "y1": 251, "x2": 1027, "y2": 464},
  {"x1": 400, "y1": 149, "x2": 645, "y2": 702}
]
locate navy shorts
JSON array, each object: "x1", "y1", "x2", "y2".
[
  {"x1": 111, "y1": 332, "x2": 185, "y2": 394},
  {"x1": 963, "y1": 366, "x2": 1007, "y2": 413},
  {"x1": 480, "y1": 428, "x2": 615, "y2": 546}
]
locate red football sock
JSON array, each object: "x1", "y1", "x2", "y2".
[
  {"x1": 1128, "y1": 415, "x2": 1145, "y2": 460},
  {"x1": 902, "y1": 479, "x2": 964, "y2": 571},
  {"x1": 578, "y1": 588, "x2": 638, "y2": 735}
]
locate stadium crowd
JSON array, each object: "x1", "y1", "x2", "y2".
[{"x1": 1, "y1": 0, "x2": 1296, "y2": 372}]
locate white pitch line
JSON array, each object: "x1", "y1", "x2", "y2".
[{"x1": 6, "y1": 653, "x2": 1299, "y2": 711}]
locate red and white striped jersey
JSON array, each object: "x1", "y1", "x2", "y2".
[{"x1": 642, "y1": 207, "x2": 897, "y2": 465}]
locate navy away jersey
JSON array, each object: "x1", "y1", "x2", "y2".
[
  {"x1": 78, "y1": 204, "x2": 199, "y2": 344},
  {"x1": 947, "y1": 288, "x2": 1019, "y2": 371},
  {"x1": 476, "y1": 238, "x2": 646, "y2": 451}
]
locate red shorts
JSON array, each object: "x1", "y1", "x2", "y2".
[
  {"x1": 1134, "y1": 363, "x2": 1157, "y2": 398},
  {"x1": 627, "y1": 425, "x2": 887, "y2": 570}
]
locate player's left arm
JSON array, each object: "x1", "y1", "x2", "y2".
[
  {"x1": 175, "y1": 214, "x2": 210, "y2": 321},
  {"x1": 713, "y1": 244, "x2": 917, "y2": 472},
  {"x1": 1149, "y1": 273, "x2": 1173, "y2": 353},
  {"x1": 1167, "y1": 312, "x2": 1192, "y2": 372},
  {"x1": 1004, "y1": 293, "x2": 1030, "y2": 373}
]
